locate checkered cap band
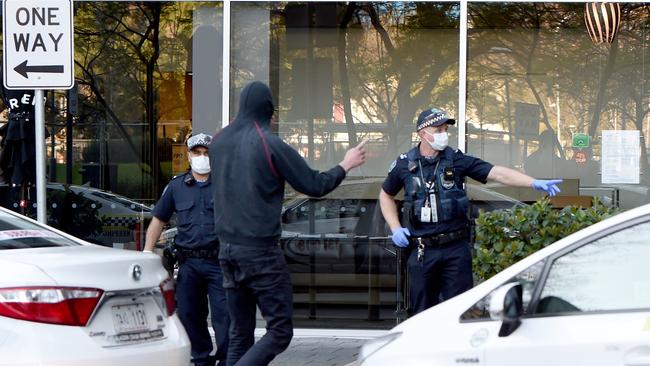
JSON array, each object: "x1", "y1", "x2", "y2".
[
  {"x1": 416, "y1": 108, "x2": 455, "y2": 131},
  {"x1": 187, "y1": 133, "x2": 212, "y2": 149}
]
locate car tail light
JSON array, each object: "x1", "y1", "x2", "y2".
[
  {"x1": 0, "y1": 287, "x2": 103, "y2": 326},
  {"x1": 160, "y1": 278, "x2": 175, "y2": 316}
]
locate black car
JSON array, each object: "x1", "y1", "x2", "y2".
[{"x1": 0, "y1": 183, "x2": 152, "y2": 249}]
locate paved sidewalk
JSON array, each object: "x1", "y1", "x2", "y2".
[
  {"x1": 209, "y1": 328, "x2": 384, "y2": 366},
  {"x1": 262, "y1": 329, "x2": 383, "y2": 366},
  {"x1": 268, "y1": 337, "x2": 366, "y2": 366}
]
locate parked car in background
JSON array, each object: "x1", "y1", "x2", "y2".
[
  {"x1": 281, "y1": 178, "x2": 522, "y2": 238},
  {"x1": 359, "y1": 203, "x2": 649, "y2": 365},
  {"x1": 0, "y1": 183, "x2": 152, "y2": 249},
  {"x1": 0, "y1": 206, "x2": 190, "y2": 365},
  {"x1": 280, "y1": 178, "x2": 523, "y2": 317}
]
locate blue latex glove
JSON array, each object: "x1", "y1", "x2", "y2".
[
  {"x1": 532, "y1": 179, "x2": 563, "y2": 197},
  {"x1": 391, "y1": 227, "x2": 411, "y2": 248}
]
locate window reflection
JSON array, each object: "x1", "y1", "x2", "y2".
[
  {"x1": 231, "y1": 2, "x2": 460, "y2": 176},
  {"x1": 72, "y1": 2, "x2": 222, "y2": 201},
  {"x1": 467, "y1": 3, "x2": 650, "y2": 209},
  {"x1": 283, "y1": 198, "x2": 369, "y2": 235},
  {"x1": 281, "y1": 192, "x2": 397, "y2": 326},
  {"x1": 461, "y1": 260, "x2": 545, "y2": 321},
  {"x1": 537, "y1": 221, "x2": 650, "y2": 314},
  {"x1": 2, "y1": 2, "x2": 221, "y2": 252}
]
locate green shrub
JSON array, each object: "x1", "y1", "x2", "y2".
[{"x1": 473, "y1": 197, "x2": 619, "y2": 283}]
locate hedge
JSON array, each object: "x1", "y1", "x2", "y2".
[{"x1": 473, "y1": 197, "x2": 619, "y2": 283}]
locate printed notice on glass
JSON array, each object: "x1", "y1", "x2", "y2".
[{"x1": 601, "y1": 130, "x2": 640, "y2": 184}]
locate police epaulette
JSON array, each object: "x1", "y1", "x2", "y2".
[{"x1": 171, "y1": 172, "x2": 189, "y2": 181}]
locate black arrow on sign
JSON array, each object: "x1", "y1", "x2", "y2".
[{"x1": 14, "y1": 60, "x2": 64, "y2": 79}]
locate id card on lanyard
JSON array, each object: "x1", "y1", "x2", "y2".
[{"x1": 418, "y1": 160, "x2": 439, "y2": 223}]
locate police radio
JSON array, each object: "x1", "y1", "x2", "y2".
[
  {"x1": 443, "y1": 167, "x2": 454, "y2": 181},
  {"x1": 407, "y1": 161, "x2": 418, "y2": 173}
]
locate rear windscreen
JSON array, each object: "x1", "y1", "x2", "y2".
[{"x1": 0, "y1": 212, "x2": 81, "y2": 249}]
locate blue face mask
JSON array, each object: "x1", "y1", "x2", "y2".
[{"x1": 424, "y1": 131, "x2": 448, "y2": 151}]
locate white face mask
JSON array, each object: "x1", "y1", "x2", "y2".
[
  {"x1": 424, "y1": 131, "x2": 448, "y2": 151},
  {"x1": 190, "y1": 155, "x2": 211, "y2": 174}
]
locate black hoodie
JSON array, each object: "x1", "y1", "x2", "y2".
[{"x1": 210, "y1": 81, "x2": 346, "y2": 246}]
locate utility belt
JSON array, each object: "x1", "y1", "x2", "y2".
[
  {"x1": 411, "y1": 229, "x2": 469, "y2": 247},
  {"x1": 412, "y1": 229, "x2": 469, "y2": 263},
  {"x1": 177, "y1": 246, "x2": 219, "y2": 260}
]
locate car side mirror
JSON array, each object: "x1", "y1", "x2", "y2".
[{"x1": 489, "y1": 282, "x2": 523, "y2": 337}]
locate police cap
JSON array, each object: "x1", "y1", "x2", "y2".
[
  {"x1": 416, "y1": 108, "x2": 456, "y2": 131},
  {"x1": 187, "y1": 133, "x2": 212, "y2": 150}
]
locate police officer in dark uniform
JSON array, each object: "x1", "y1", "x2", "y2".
[
  {"x1": 379, "y1": 107, "x2": 562, "y2": 315},
  {"x1": 144, "y1": 133, "x2": 229, "y2": 366}
]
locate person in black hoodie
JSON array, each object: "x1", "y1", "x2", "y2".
[{"x1": 209, "y1": 81, "x2": 366, "y2": 366}]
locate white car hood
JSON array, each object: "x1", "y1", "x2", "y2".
[{"x1": 0, "y1": 245, "x2": 168, "y2": 291}]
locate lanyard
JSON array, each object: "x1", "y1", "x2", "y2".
[{"x1": 418, "y1": 159, "x2": 440, "y2": 200}]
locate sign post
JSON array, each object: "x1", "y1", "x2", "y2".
[{"x1": 3, "y1": 0, "x2": 74, "y2": 223}]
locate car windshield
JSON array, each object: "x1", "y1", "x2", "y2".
[{"x1": 0, "y1": 211, "x2": 81, "y2": 250}]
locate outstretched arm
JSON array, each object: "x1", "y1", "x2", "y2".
[
  {"x1": 487, "y1": 166, "x2": 535, "y2": 187},
  {"x1": 487, "y1": 166, "x2": 562, "y2": 196},
  {"x1": 272, "y1": 139, "x2": 367, "y2": 197}
]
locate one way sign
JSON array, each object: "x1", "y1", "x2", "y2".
[{"x1": 3, "y1": 0, "x2": 74, "y2": 90}]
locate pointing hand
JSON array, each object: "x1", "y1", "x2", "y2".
[
  {"x1": 340, "y1": 140, "x2": 368, "y2": 172},
  {"x1": 532, "y1": 179, "x2": 563, "y2": 197}
]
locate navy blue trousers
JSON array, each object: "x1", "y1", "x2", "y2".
[
  {"x1": 408, "y1": 239, "x2": 474, "y2": 315},
  {"x1": 176, "y1": 258, "x2": 230, "y2": 366},
  {"x1": 219, "y1": 243, "x2": 293, "y2": 366}
]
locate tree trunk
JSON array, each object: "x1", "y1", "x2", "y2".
[
  {"x1": 588, "y1": 39, "x2": 619, "y2": 138},
  {"x1": 529, "y1": 29, "x2": 565, "y2": 159}
]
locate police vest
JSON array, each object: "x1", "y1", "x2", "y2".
[{"x1": 405, "y1": 147, "x2": 470, "y2": 225}]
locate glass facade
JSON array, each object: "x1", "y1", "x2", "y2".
[
  {"x1": 1, "y1": 1, "x2": 650, "y2": 329},
  {"x1": 466, "y1": 3, "x2": 650, "y2": 208},
  {"x1": 230, "y1": 2, "x2": 460, "y2": 175}
]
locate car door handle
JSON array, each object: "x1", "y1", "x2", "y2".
[{"x1": 625, "y1": 346, "x2": 650, "y2": 366}]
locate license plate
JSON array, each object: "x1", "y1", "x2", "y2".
[{"x1": 111, "y1": 303, "x2": 148, "y2": 333}]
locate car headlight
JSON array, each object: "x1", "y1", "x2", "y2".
[{"x1": 358, "y1": 331, "x2": 402, "y2": 364}]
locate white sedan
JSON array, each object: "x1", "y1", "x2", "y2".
[
  {"x1": 360, "y1": 203, "x2": 650, "y2": 366},
  {"x1": 0, "y1": 207, "x2": 190, "y2": 365}
]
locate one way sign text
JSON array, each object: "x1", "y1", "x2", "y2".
[{"x1": 3, "y1": 0, "x2": 74, "y2": 90}]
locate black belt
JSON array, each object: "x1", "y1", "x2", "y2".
[
  {"x1": 177, "y1": 247, "x2": 219, "y2": 259},
  {"x1": 413, "y1": 229, "x2": 469, "y2": 247}
]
